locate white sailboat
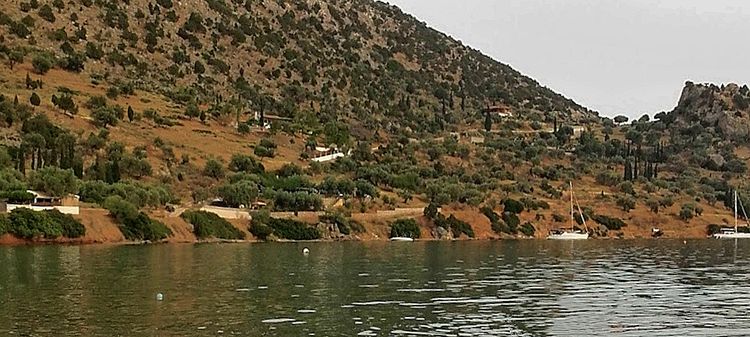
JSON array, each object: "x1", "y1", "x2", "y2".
[
  {"x1": 713, "y1": 190, "x2": 750, "y2": 239},
  {"x1": 547, "y1": 182, "x2": 589, "y2": 240}
]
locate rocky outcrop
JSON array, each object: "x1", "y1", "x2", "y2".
[{"x1": 672, "y1": 82, "x2": 750, "y2": 141}]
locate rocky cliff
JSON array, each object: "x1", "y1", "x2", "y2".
[{"x1": 672, "y1": 82, "x2": 750, "y2": 141}]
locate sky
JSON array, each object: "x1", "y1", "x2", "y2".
[{"x1": 386, "y1": 0, "x2": 750, "y2": 118}]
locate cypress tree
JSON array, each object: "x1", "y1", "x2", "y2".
[
  {"x1": 484, "y1": 112, "x2": 492, "y2": 132},
  {"x1": 624, "y1": 160, "x2": 633, "y2": 181}
]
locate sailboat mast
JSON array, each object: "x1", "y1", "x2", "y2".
[
  {"x1": 736, "y1": 190, "x2": 739, "y2": 232},
  {"x1": 570, "y1": 182, "x2": 574, "y2": 230}
]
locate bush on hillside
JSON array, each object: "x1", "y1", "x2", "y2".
[
  {"x1": 592, "y1": 214, "x2": 626, "y2": 230},
  {"x1": 6, "y1": 208, "x2": 85, "y2": 239},
  {"x1": 519, "y1": 222, "x2": 536, "y2": 237},
  {"x1": 46, "y1": 210, "x2": 86, "y2": 238},
  {"x1": 78, "y1": 180, "x2": 173, "y2": 208},
  {"x1": 706, "y1": 224, "x2": 721, "y2": 236},
  {"x1": 268, "y1": 218, "x2": 320, "y2": 240},
  {"x1": 0, "y1": 214, "x2": 9, "y2": 235},
  {"x1": 249, "y1": 211, "x2": 320, "y2": 241},
  {"x1": 181, "y1": 210, "x2": 245, "y2": 240},
  {"x1": 501, "y1": 212, "x2": 520, "y2": 233},
  {"x1": 319, "y1": 211, "x2": 365, "y2": 235},
  {"x1": 103, "y1": 196, "x2": 172, "y2": 241},
  {"x1": 32, "y1": 53, "x2": 55, "y2": 74},
  {"x1": 389, "y1": 218, "x2": 420, "y2": 239},
  {"x1": 503, "y1": 198, "x2": 524, "y2": 214},
  {"x1": 435, "y1": 214, "x2": 475, "y2": 238}
]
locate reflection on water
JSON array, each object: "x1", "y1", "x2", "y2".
[{"x1": 1, "y1": 240, "x2": 750, "y2": 336}]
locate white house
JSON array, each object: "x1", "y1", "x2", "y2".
[
  {"x1": 310, "y1": 146, "x2": 350, "y2": 163},
  {"x1": 2, "y1": 190, "x2": 80, "y2": 215}
]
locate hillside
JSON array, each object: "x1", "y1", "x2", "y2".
[
  {"x1": 0, "y1": 0, "x2": 595, "y2": 134},
  {"x1": 0, "y1": 0, "x2": 748, "y2": 243}
]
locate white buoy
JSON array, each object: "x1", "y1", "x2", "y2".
[
  {"x1": 156, "y1": 293, "x2": 164, "y2": 301},
  {"x1": 303, "y1": 247, "x2": 310, "y2": 256}
]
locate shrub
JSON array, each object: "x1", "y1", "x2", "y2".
[
  {"x1": 249, "y1": 222, "x2": 273, "y2": 240},
  {"x1": 679, "y1": 203, "x2": 696, "y2": 222},
  {"x1": 8, "y1": 208, "x2": 62, "y2": 239},
  {"x1": 85, "y1": 95, "x2": 108, "y2": 110},
  {"x1": 28, "y1": 167, "x2": 78, "y2": 197},
  {"x1": 519, "y1": 222, "x2": 536, "y2": 237},
  {"x1": 501, "y1": 212, "x2": 520, "y2": 233},
  {"x1": 435, "y1": 214, "x2": 475, "y2": 238},
  {"x1": 503, "y1": 198, "x2": 524, "y2": 214},
  {"x1": 320, "y1": 211, "x2": 365, "y2": 235},
  {"x1": 91, "y1": 106, "x2": 121, "y2": 128},
  {"x1": 267, "y1": 218, "x2": 320, "y2": 240},
  {"x1": 85, "y1": 42, "x2": 104, "y2": 60},
  {"x1": 248, "y1": 210, "x2": 272, "y2": 239},
  {"x1": 203, "y1": 158, "x2": 225, "y2": 179},
  {"x1": 390, "y1": 218, "x2": 420, "y2": 239},
  {"x1": 29, "y1": 92, "x2": 40, "y2": 106},
  {"x1": 46, "y1": 210, "x2": 86, "y2": 238},
  {"x1": 6, "y1": 208, "x2": 85, "y2": 239},
  {"x1": 707, "y1": 224, "x2": 721, "y2": 236},
  {"x1": 228, "y1": 154, "x2": 264, "y2": 174},
  {"x1": 424, "y1": 202, "x2": 439, "y2": 219},
  {"x1": 596, "y1": 171, "x2": 621, "y2": 187},
  {"x1": 0, "y1": 214, "x2": 8, "y2": 235},
  {"x1": 38, "y1": 4, "x2": 55, "y2": 22},
  {"x1": 616, "y1": 194, "x2": 636, "y2": 212},
  {"x1": 592, "y1": 214, "x2": 627, "y2": 230},
  {"x1": 216, "y1": 180, "x2": 259, "y2": 208},
  {"x1": 78, "y1": 180, "x2": 173, "y2": 208},
  {"x1": 181, "y1": 210, "x2": 245, "y2": 240},
  {"x1": 254, "y1": 145, "x2": 275, "y2": 158},
  {"x1": 32, "y1": 53, "x2": 54, "y2": 74},
  {"x1": 103, "y1": 196, "x2": 172, "y2": 241},
  {"x1": 617, "y1": 181, "x2": 635, "y2": 195}
]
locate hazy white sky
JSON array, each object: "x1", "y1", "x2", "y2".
[{"x1": 386, "y1": 0, "x2": 750, "y2": 118}]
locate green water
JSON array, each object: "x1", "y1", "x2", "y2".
[{"x1": 1, "y1": 240, "x2": 750, "y2": 336}]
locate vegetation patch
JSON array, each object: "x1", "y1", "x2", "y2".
[
  {"x1": 249, "y1": 211, "x2": 320, "y2": 241},
  {"x1": 319, "y1": 211, "x2": 365, "y2": 235},
  {"x1": 389, "y1": 218, "x2": 421, "y2": 239},
  {"x1": 592, "y1": 214, "x2": 627, "y2": 230},
  {"x1": 519, "y1": 222, "x2": 536, "y2": 237},
  {"x1": 4, "y1": 208, "x2": 85, "y2": 239},
  {"x1": 435, "y1": 214, "x2": 475, "y2": 238},
  {"x1": 181, "y1": 210, "x2": 245, "y2": 240},
  {"x1": 103, "y1": 196, "x2": 172, "y2": 241}
]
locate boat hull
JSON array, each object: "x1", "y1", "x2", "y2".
[
  {"x1": 713, "y1": 233, "x2": 750, "y2": 239},
  {"x1": 390, "y1": 237, "x2": 415, "y2": 242},
  {"x1": 547, "y1": 232, "x2": 589, "y2": 240}
]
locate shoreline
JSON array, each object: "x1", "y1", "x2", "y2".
[{"x1": 0, "y1": 234, "x2": 715, "y2": 247}]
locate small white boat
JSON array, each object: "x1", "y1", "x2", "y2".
[
  {"x1": 548, "y1": 182, "x2": 590, "y2": 240},
  {"x1": 713, "y1": 190, "x2": 750, "y2": 239},
  {"x1": 390, "y1": 237, "x2": 415, "y2": 242}
]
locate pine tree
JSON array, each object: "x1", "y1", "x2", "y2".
[
  {"x1": 25, "y1": 73, "x2": 32, "y2": 89},
  {"x1": 13, "y1": 95, "x2": 19, "y2": 106},
  {"x1": 127, "y1": 105, "x2": 134, "y2": 122}
]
